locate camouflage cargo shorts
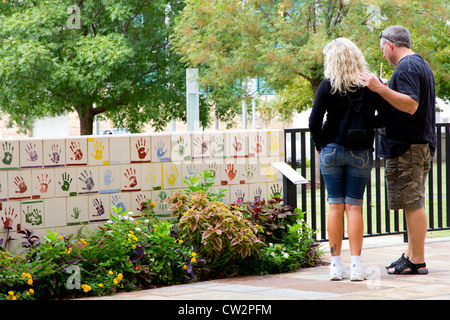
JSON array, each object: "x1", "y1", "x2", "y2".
[{"x1": 385, "y1": 144, "x2": 433, "y2": 211}]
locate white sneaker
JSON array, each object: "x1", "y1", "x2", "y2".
[
  {"x1": 329, "y1": 263, "x2": 347, "y2": 281},
  {"x1": 350, "y1": 263, "x2": 368, "y2": 281}
]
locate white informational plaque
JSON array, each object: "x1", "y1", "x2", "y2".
[{"x1": 270, "y1": 162, "x2": 308, "y2": 185}]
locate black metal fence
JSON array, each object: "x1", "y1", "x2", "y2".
[{"x1": 284, "y1": 124, "x2": 450, "y2": 242}]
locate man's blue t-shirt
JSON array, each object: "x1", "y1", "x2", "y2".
[{"x1": 378, "y1": 53, "x2": 436, "y2": 158}]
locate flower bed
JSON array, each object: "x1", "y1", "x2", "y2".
[{"x1": 0, "y1": 170, "x2": 323, "y2": 300}]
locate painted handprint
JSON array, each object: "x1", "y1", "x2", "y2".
[
  {"x1": 213, "y1": 137, "x2": 224, "y2": 154},
  {"x1": 136, "y1": 194, "x2": 148, "y2": 212},
  {"x1": 14, "y1": 176, "x2": 28, "y2": 193},
  {"x1": 166, "y1": 165, "x2": 179, "y2": 186},
  {"x1": 70, "y1": 141, "x2": 83, "y2": 161},
  {"x1": 225, "y1": 164, "x2": 237, "y2": 181},
  {"x1": 233, "y1": 135, "x2": 244, "y2": 152},
  {"x1": 174, "y1": 137, "x2": 187, "y2": 157},
  {"x1": 49, "y1": 143, "x2": 62, "y2": 164},
  {"x1": 1, "y1": 207, "x2": 17, "y2": 229},
  {"x1": 79, "y1": 170, "x2": 95, "y2": 191},
  {"x1": 270, "y1": 184, "x2": 282, "y2": 197},
  {"x1": 124, "y1": 168, "x2": 138, "y2": 188},
  {"x1": 112, "y1": 195, "x2": 126, "y2": 213},
  {"x1": 193, "y1": 136, "x2": 208, "y2": 155},
  {"x1": 37, "y1": 173, "x2": 51, "y2": 193},
  {"x1": 92, "y1": 198, "x2": 105, "y2": 217},
  {"x1": 145, "y1": 166, "x2": 157, "y2": 184},
  {"x1": 104, "y1": 169, "x2": 114, "y2": 186},
  {"x1": 155, "y1": 141, "x2": 169, "y2": 161},
  {"x1": 24, "y1": 207, "x2": 43, "y2": 226},
  {"x1": 2, "y1": 142, "x2": 14, "y2": 165},
  {"x1": 59, "y1": 172, "x2": 72, "y2": 192},
  {"x1": 244, "y1": 164, "x2": 256, "y2": 179},
  {"x1": 136, "y1": 138, "x2": 149, "y2": 160},
  {"x1": 235, "y1": 189, "x2": 245, "y2": 203},
  {"x1": 157, "y1": 191, "x2": 168, "y2": 211},
  {"x1": 251, "y1": 135, "x2": 264, "y2": 154},
  {"x1": 253, "y1": 187, "x2": 263, "y2": 202},
  {"x1": 91, "y1": 141, "x2": 104, "y2": 160},
  {"x1": 25, "y1": 143, "x2": 38, "y2": 162},
  {"x1": 71, "y1": 207, "x2": 80, "y2": 219}
]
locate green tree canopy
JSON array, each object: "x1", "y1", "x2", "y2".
[
  {"x1": 172, "y1": 0, "x2": 449, "y2": 118},
  {"x1": 0, "y1": 0, "x2": 195, "y2": 135}
]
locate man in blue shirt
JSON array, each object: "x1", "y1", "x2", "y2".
[{"x1": 361, "y1": 26, "x2": 436, "y2": 275}]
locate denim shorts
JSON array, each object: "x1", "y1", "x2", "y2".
[{"x1": 320, "y1": 143, "x2": 373, "y2": 206}]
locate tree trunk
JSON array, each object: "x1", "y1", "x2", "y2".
[{"x1": 75, "y1": 104, "x2": 95, "y2": 136}]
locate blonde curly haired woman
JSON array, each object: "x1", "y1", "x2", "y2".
[{"x1": 309, "y1": 38, "x2": 390, "y2": 281}]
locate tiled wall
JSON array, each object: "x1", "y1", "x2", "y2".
[{"x1": 0, "y1": 130, "x2": 284, "y2": 249}]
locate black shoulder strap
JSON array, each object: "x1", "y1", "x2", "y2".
[{"x1": 346, "y1": 87, "x2": 365, "y2": 112}]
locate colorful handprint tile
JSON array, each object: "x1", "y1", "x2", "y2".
[
  {"x1": 141, "y1": 163, "x2": 162, "y2": 191},
  {"x1": 20, "y1": 140, "x2": 43, "y2": 169},
  {"x1": 32, "y1": 169, "x2": 55, "y2": 199},
  {"x1": 0, "y1": 201, "x2": 21, "y2": 231},
  {"x1": 54, "y1": 167, "x2": 77, "y2": 197},
  {"x1": 192, "y1": 132, "x2": 210, "y2": 160},
  {"x1": 267, "y1": 182, "x2": 283, "y2": 198},
  {"x1": 88, "y1": 194, "x2": 110, "y2": 222},
  {"x1": 77, "y1": 167, "x2": 99, "y2": 194},
  {"x1": 230, "y1": 184, "x2": 249, "y2": 204},
  {"x1": 220, "y1": 162, "x2": 239, "y2": 186},
  {"x1": 227, "y1": 131, "x2": 248, "y2": 159},
  {"x1": 171, "y1": 133, "x2": 191, "y2": 161},
  {"x1": 66, "y1": 138, "x2": 88, "y2": 165},
  {"x1": 8, "y1": 170, "x2": 32, "y2": 200},
  {"x1": 268, "y1": 130, "x2": 285, "y2": 157},
  {"x1": 131, "y1": 191, "x2": 152, "y2": 215},
  {"x1": 109, "y1": 136, "x2": 130, "y2": 164},
  {"x1": 120, "y1": 164, "x2": 141, "y2": 192},
  {"x1": 249, "y1": 183, "x2": 267, "y2": 203},
  {"x1": 44, "y1": 198, "x2": 66, "y2": 227},
  {"x1": 248, "y1": 130, "x2": 268, "y2": 157},
  {"x1": 43, "y1": 139, "x2": 66, "y2": 167},
  {"x1": 110, "y1": 193, "x2": 131, "y2": 216},
  {"x1": 66, "y1": 196, "x2": 89, "y2": 225},
  {"x1": 151, "y1": 134, "x2": 171, "y2": 162},
  {"x1": 98, "y1": 165, "x2": 121, "y2": 194},
  {"x1": 0, "y1": 140, "x2": 20, "y2": 170},
  {"x1": 130, "y1": 135, "x2": 151, "y2": 163},
  {"x1": 162, "y1": 162, "x2": 182, "y2": 189},
  {"x1": 88, "y1": 137, "x2": 109, "y2": 165},
  {"x1": 152, "y1": 189, "x2": 171, "y2": 217},
  {"x1": 210, "y1": 132, "x2": 226, "y2": 161},
  {"x1": 21, "y1": 200, "x2": 44, "y2": 229}
]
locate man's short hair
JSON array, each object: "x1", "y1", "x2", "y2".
[{"x1": 380, "y1": 26, "x2": 411, "y2": 48}]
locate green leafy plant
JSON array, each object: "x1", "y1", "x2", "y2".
[{"x1": 169, "y1": 190, "x2": 264, "y2": 278}]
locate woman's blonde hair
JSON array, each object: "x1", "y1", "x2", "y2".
[{"x1": 323, "y1": 38, "x2": 369, "y2": 94}]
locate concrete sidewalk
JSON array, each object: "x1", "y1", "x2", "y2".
[{"x1": 79, "y1": 235, "x2": 450, "y2": 300}]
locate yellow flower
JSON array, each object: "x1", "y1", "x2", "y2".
[
  {"x1": 132, "y1": 244, "x2": 136, "y2": 249},
  {"x1": 98, "y1": 283, "x2": 104, "y2": 288},
  {"x1": 28, "y1": 289, "x2": 34, "y2": 294},
  {"x1": 80, "y1": 238, "x2": 87, "y2": 246},
  {"x1": 81, "y1": 284, "x2": 91, "y2": 293},
  {"x1": 153, "y1": 227, "x2": 157, "y2": 231},
  {"x1": 183, "y1": 264, "x2": 187, "y2": 270},
  {"x1": 12, "y1": 295, "x2": 17, "y2": 300},
  {"x1": 108, "y1": 270, "x2": 113, "y2": 275},
  {"x1": 150, "y1": 201, "x2": 155, "y2": 208},
  {"x1": 117, "y1": 273, "x2": 123, "y2": 280},
  {"x1": 178, "y1": 239, "x2": 184, "y2": 244},
  {"x1": 66, "y1": 248, "x2": 72, "y2": 255},
  {"x1": 129, "y1": 230, "x2": 134, "y2": 234},
  {"x1": 28, "y1": 278, "x2": 33, "y2": 285},
  {"x1": 278, "y1": 245, "x2": 282, "y2": 250},
  {"x1": 191, "y1": 252, "x2": 197, "y2": 257},
  {"x1": 8, "y1": 291, "x2": 14, "y2": 296},
  {"x1": 113, "y1": 278, "x2": 119, "y2": 284},
  {"x1": 191, "y1": 257, "x2": 197, "y2": 263}
]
